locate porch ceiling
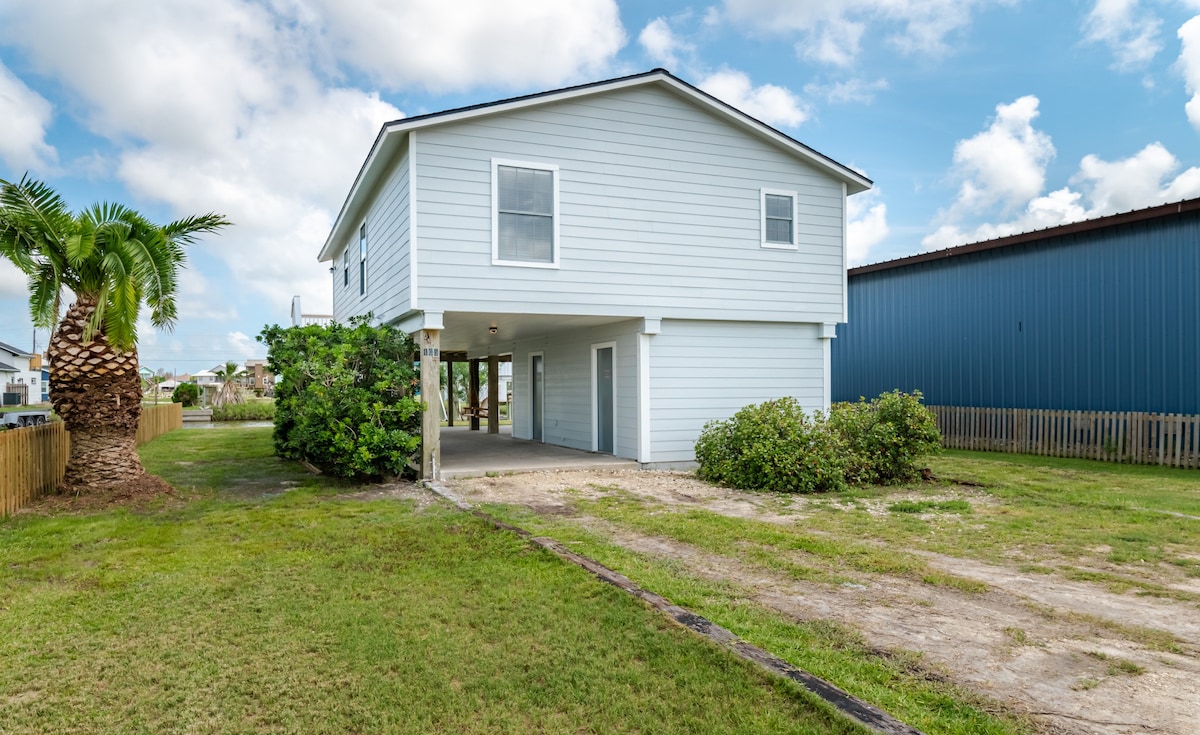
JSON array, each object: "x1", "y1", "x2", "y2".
[{"x1": 438, "y1": 312, "x2": 637, "y2": 358}]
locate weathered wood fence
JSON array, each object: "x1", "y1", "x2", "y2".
[
  {"x1": 1, "y1": 403, "x2": 183, "y2": 517},
  {"x1": 929, "y1": 405, "x2": 1200, "y2": 469}
]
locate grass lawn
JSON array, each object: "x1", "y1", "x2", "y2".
[
  {"x1": 472, "y1": 450, "x2": 1200, "y2": 735},
  {"x1": 0, "y1": 428, "x2": 865, "y2": 735}
]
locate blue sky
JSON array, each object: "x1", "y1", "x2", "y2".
[{"x1": 2, "y1": 0, "x2": 1199, "y2": 374}]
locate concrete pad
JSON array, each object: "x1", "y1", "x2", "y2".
[{"x1": 439, "y1": 425, "x2": 638, "y2": 478}]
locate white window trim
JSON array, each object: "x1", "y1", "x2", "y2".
[
  {"x1": 760, "y1": 187, "x2": 798, "y2": 250},
  {"x1": 590, "y1": 341, "x2": 617, "y2": 453},
  {"x1": 491, "y1": 158, "x2": 560, "y2": 269}
]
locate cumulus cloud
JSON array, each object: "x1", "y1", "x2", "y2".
[
  {"x1": 721, "y1": 0, "x2": 1005, "y2": 66},
  {"x1": 1180, "y1": 16, "x2": 1200, "y2": 132},
  {"x1": 639, "y1": 17, "x2": 693, "y2": 69},
  {"x1": 698, "y1": 69, "x2": 808, "y2": 127},
  {"x1": 0, "y1": 61, "x2": 57, "y2": 174},
  {"x1": 847, "y1": 190, "x2": 889, "y2": 266},
  {"x1": 305, "y1": 0, "x2": 625, "y2": 92},
  {"x1": 923, "y1": 142, "x2": 1200, "y2": 250},
  {"x1": 1082, "y1": 0, "x2": 1162, "y2": 70},
  {"x1": 0, "y1": 0, "x2": 410, "y2": 318},
  {"x1": 947, "y1": 96, "x2": 1055, "y2": 215}
]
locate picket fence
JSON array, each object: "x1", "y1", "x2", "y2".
[
  {"x1": 928, "y1": 405, "x2": 1200, "y2": 469},
  {"x1": 0, "y1": 403, "x2": 183, "y2": 517}
]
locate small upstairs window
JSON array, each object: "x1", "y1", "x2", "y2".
[
  {"x1": 342, "y1": 246, "x2": 349, "y2": 288},
  {"x1": 358, "y1": 223, "x2": 367, "y2": 296},
  {"x1": 761, "y1": 189, "x2": 797, "y2": 249},
  {"x1": 493, "y1": 159, "x2": 559, "y2": 267}
]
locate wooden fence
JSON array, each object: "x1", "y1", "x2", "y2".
[
  {"x1": 929, "y1": 405, "x2": 1200, "y2": 469},
  {"x1": 1, "y1": 403, "x2": 183, "y2": 518}
]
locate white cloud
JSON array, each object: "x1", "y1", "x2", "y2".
[
  {"x1": 721, "y1": 0, "x2": 1006, "y2": 66},
  {"x1": 226, "y1": 331, "x2": 260, "y2": 360},
  {"x1": 0, "y1": 0, "x2": 405, "y2": 318},
  {"x1": 1179, "y1": 16, "x2": 1200, "y2": 132},
  {"x1": 923, "y1": 143, "x2": 1200, "y2": 250},
  {"x1": 639, "y1": 17, "x2": 693, "y2": 69},
  {"x1": 0, "y1": 61, "x2": 57, "y2": 174},
  {"x1": 1082, "y1": 0, "x2": 1163, "y2": 70},
  {"x1": 1072, "y1": 142, "x2": 1200, "y2": 211},
  {"x1": 947, "y1": 96, "x2": 1055, "y2": 214},
  {"x1": 305, "y1": 0, "x2": 626, "y2": 92},
  {"x1": 698, "y1": 69, "x2": 808, "y2": 127},
  {"x1": 804, "y1": 77, "x2": 889, "y2": 104},
  {"x1": 0, "y1": 260, "x2": 27, "y2": 298},
  {"x1": 847, "y1": 191, "x2": 889, "y2": 265}
]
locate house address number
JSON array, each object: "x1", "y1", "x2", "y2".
[{"x1": 422, "y1": 348, "x2": 440, "y2": 357}]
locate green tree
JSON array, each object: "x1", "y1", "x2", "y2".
[
  {"x1": 0, "y1": 176, "x2": 229, "y2": 493},
  {"x1": 172, "y1": 382, "x2": 201, "y2": 408}
]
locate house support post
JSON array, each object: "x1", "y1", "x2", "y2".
[
  {"x1": 487, "y1": 354, "x2": 499, "y2": 435},
  {"x1": 420, "y1": 329, "x2": 441, "y2": 480},
  {"x1": 444, "y1": 359, "x2": 454, "y2": 427},
  {"x1": 468, "y1": 359, "x2": 480, "y2": 431}
]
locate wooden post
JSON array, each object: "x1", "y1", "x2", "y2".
[
  {"x1": 487, "y1": 354, "x2": 499, "y2": 435},
  {"x1": 468, "y1": 359, "x2": 480, "y2": 432},
  {"x1": 445, "y1": 359, "x2": 454, "y2": 427},
  {"x1": 420, "y1": 329, "x2": 441, "y2": 480}
]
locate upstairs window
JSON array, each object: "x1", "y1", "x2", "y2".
[
  {"x1": 761, "y1": 189, "x2": 797, "y2": 249},
  {"x1": 342, "y1": 246, "x2": 349, "y2": 288},
  {"x1": 493, "y1": 159, "x2": 559, "y2": 267},
  {"x1": 359, "y1": 223, "x2": 367, "y2": 296}
]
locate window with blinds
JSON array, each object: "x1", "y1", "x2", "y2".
[
  {"x1": 493, "y1": 160, "x2": 558, "y2": 266},
  {"x1": 760, "y1": 189, "x2": 797, "y2": 249}
]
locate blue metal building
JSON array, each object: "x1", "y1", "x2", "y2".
[{"x1": 832, "y1": 198, "x2": 1200, "y2": 414}]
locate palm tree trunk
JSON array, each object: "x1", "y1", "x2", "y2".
[{"x1": 48, "y1": 297, "x2": 146, "y2": 493}]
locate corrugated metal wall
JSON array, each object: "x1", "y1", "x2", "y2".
[{"x1": 832, "y1": 211, "x2": 1200, "y2": 414}]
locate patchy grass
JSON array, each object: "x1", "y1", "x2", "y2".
[
  {"x1": 783, "y1": 450, "x2": 1200, "y2": 602},
  {"x1": 563, "y1": 491, "x2": 985, "y2": 593},
  {"x1": 479, "y1": 506, "x2": 1032, "y2": 735},
  {"x1": 0, "y1": 429, "x2": 867, "y2": 735}
]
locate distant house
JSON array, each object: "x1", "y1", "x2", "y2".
[
  {"x1": 290, "y1": 296, "x2": 332, "y2": 327},
  {"x1": 320, "y1": 68, "x2": 871, "y2": 474},
  {"x1": 244, "y1": 359, "x2": 274, "y2": 395},
  {"x1": 833, "y1": 198, "x2": 1200, "y2": 415},
  {"x1": 0, "y1": 340, "x2": 42, "y2": 405}
]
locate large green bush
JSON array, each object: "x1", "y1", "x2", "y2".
[
  {"x1": 829, "y1": 390, "x2": 942, "y2": 485},
  {"x1": 258, "y1": 316, "x2": 422, "y2": 479},
  {"x1": 695, "y1": 398, "x2": 848, "y2": 493},
  {"x1": 694, "y1": 391, "x2": 941, "y2": 493},
  {"x1": 171, "y1": 382, "x2": 200, "y2": 407}
]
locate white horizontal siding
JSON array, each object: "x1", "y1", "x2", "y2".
[
  {"x1": 648, "y1": 319, "x2": 826, "y2": 463},
  {"x1": 510, "y1": 321, "x2": 640, "y2": 459},
  {"x1": 333, "y1": 140, "x2": 411, "y2": 325},
  {"x1": 413, "y1": 85, "x2": 845, "y2": 323}
]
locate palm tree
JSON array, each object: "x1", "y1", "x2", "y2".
[
  {"x1": 212, "y1": 360, "x2": 245, "y2": 409},
  {"x1": 0, "y1": 176, "x2": 229, "y2": 493}
]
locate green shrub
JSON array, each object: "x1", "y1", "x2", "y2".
[
  {"x1": 212, "y1": 400, "x2": 276, "y2": 422},
  {"x1": 172, "y1": 382, "x2": 200, "y2": 407},
  {"x1": 694, "y1": 391, "x2": 941, "y2": 493},
  {"x1": 694, "y1": 397, "x2": 848, "y2": 493},
  {"x1": 258, "y1": 316, "x2": 422, "y2": 480},
  {"x1": 829, "y1": 390, "x2": 941, "y2": 485}
]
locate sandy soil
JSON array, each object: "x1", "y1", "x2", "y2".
[{"x1": 452, "y1": 469, "x2": 1200, "y2": 735}]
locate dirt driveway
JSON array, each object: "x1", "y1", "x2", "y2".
[{"x1": 450, "y1": 469, "x2": 1200, "y2": 735}]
